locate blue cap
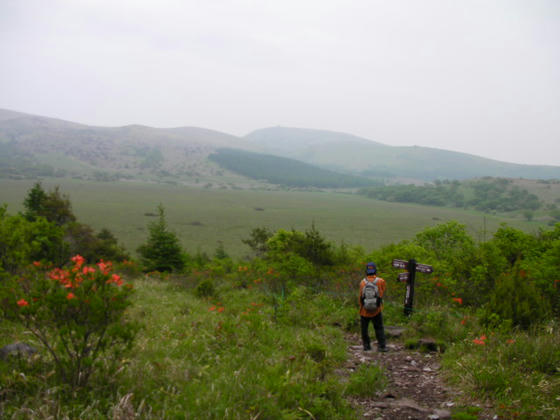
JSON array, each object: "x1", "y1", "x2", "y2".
[{"x1": 366, "y1": 262, "x2": 377, "y2": 275}]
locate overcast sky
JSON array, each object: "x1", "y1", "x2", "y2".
[{"x1": 1, "y1": 0, "x2": 559, "y2": 165}]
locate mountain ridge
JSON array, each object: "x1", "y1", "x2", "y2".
[{"x1": 1, "y1": 108, "x2": 559, "y2": 184}]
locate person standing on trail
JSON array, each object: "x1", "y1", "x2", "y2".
[{"x1": 359, "y1": 262, "x2": 387, "y2": 352}]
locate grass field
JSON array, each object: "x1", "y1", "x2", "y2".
[{"x1": 0, "y1": 178, "x2": 543, "y2": 258}]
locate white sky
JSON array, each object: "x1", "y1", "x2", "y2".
[{"x1": 1, "y1": 0, "x2": 559, "y2": 165}]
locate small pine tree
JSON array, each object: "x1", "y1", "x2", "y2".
[{"x1": 137, "y1": 204, "x2": 185, "y2": 272}]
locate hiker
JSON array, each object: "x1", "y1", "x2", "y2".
[{"x1": 359, "y1": 262, "x2": 387, "y2": 352}]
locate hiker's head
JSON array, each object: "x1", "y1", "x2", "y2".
[{"x1": 365, "y1": 262, "x2": 377, "y2": 276}]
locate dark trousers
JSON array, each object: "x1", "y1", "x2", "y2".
[{"x1": 361, "y1": 313, "x2": 386, "y2": 350}]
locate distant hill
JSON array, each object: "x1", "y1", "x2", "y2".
[
  {"x1": 245, "y1": 127, "x2": 560, "y2": 181},
  {"x1": 0, "y1": 109, "x2": 251, "y2": 184},
  {"x1": 1, "y1": 109, "x2": 559, "y2": 187},
  {"x1": 209, "y1": 148, "x2": 380, "y2": 188}
]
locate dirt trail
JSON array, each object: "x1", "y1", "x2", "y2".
[{"x1": 344, "y1": 331, "x2": 495, "y2": 420}]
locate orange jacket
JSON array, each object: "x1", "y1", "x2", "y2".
[{"x1": 359, "y1": 275, "x2": 386, "y2": 318}]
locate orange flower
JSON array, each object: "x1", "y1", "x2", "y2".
[
  {"x1": 507, "y1": 339, "x2": 515, "y2": 344},
  {"x1": 66, "y1": 292, "x2": 76, "y2": 300},
  {"x1": 17, "y1": 298, "x2": 29, "y2": 307},
  {"x1": 32, "y1": 261, "x2": 41, "y2": 267},
  {"x1": 209, "y1": 306, "x2": 216, "y2": 311},
  {"x1": 217, "y1": 307, "x2": 225, "y2": 313},
  {"x1": 472, "y1": 338, "x2": 485, "y2": 345},
  {"x1": 480, "y1": 334, "x2": 487, "y2": 341},
  {"x1": 452, "y1": 297, "x2": 463, "y2": 305},
  {"x1": 83, "y1": 266, "x2": 96, "y2": 275},
  {"x1": 71, "y1": 254, "x2": 85, "y2": 267}
]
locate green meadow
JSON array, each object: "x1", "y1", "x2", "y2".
[{"x1": 0, "y1": 178, "x2": 541, "y2": 258}]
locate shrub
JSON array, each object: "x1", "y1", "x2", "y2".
[
  {"x1": 137, "y1": 204, "x2": 186, "y2": 272},
  {"x1": 3, "y1": 255, "x2": 138, "y2": 389},
  {"x1": 484, "y1": 266, "x2": 550, "y2": 329},
  {"x1": 195, "y1": 279, "x2": 216, "y2": 298}
]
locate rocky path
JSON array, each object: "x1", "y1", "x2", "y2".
[{"x1": 343, "y1": 329, "x2": 495, "y2": 420}]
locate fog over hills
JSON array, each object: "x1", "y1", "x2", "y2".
[{"x1": 1, "y1": 109, "x2": 559, "y2": 185}]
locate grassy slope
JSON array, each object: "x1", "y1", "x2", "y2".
[
  {"x1": 245, "y1": 127, "x2": 560, "y2": 180},
  {"x1": 0, "y1": 179, "x2": 542, "y2": 258}
]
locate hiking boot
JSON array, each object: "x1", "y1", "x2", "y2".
[
  {"x1": 363, "y1": 345, "x2": 372, "y2": 351},
  {"x1": 377, "y1": 347, "x2": 388, "y2": 353}
]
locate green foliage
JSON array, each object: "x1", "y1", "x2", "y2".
[
  {"x1": 137, "y1": 204, "x2": 186, "y2": 272},
  {"x1": 359, "y1": 177, "x2": 544, "y2": 213},
  {"x1": 209, "y1": 148, "x2": 378, "y2": 188},
  {"x1": 242, "y1": 226, "x2": 273, "y2": 257},
  {"x1": 484, "y1": 267, "x2": 550, "y2": 329},
  {"x1": 0, "y1": 206, "x2": 67, "y2": 272},
  {"x1": 443, "y1": 324, "x2": 560, "y2": 419},
  {"x1": 23, "y1": 183, "x2": 76, "y2": 226},
  {"x1": 194, "y1": 279, "x2": 216, "y2": 298},
  {"x1": 2, "y1": 256, "x2": 137, "y2": 389}
]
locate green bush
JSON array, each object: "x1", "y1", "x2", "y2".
[
  {"x1": 137, "y1": 204, "x2": 186, "y2": 272},
  {"x1": 484, "y1": 266, "x2": 550, "y2": 329},
  {"x1": 195, "y1": 279, "x2": 216, "y2": 298},
  {"x1": 3, "y1": 255, "x2": 138, "y2": 389}
]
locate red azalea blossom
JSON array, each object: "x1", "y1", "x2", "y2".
[
  {"x1": 71, "y1": 254, "x2": 85, "y2": 268},
  {"x1": 17, "y1": 298, "x2": 29, "y2": 307},
  {"x1": 83, "y1": 266, "x2": 96, "y2": 275},
  {"x1": 66, "y1": 292, "x2": 76, "y2": 300},
  {"x1": 32, "y1": 261, "x2": 41, "y2": 267},
  {"x1": 452, "y1": 297, "x2": 463, "y2": 305}
]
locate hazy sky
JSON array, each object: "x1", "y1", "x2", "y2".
[{"x1": 1, "y1": 0, "x2": 559, "y2": 165}]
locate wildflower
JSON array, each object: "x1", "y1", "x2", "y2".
[
  {"x1": 461, "y1": 317, "x2": 467, "y2": 325},
  {"x1": 480, "y1": 334, "x2": 487, "y2": 340},
  {"x1": 32, "y1": 261, "x2": 41, "y2": 267},
  {"x1": 209, "y1": 306, "x2": 216, "y2": 311},
  {"x1": 107, "y1": 274, "x2": 123, "y2": 286},
  {"x1": 507, "y1": 339, "x2": 515, "y2": 344},
  {"x1": 17, "y1": 298, "x2": 29, "y2": 307},
  {"x1": 452, "y1": 297, "x2": 463, "y2": 305},
  {"x1": 472, "y1": 338, "x2": 485, "y2": 345},
  {"x1": 71, "y1": 254, "x2": 85, "y2": 267},
  {"x1": 83, "y1": 266, "x2": 96, "y2": 275},
  {"x1": 217, "y1": 307, "x2": 225, "y2": 313},
  {"x1": 436, "y1": 282, "x2": 442, "y2": 287},
  {"x1": 66, "y1": 292, "x2": 76, "y2": 300}
]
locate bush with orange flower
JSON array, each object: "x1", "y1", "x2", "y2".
[{"x1": 4, "y1": 255, "x2": 138, "y2": 389}]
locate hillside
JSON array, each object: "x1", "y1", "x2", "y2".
[
  {"x1": 245, "y1": 127, "x2": 560, "y2": 181},
  {"x1": 2, "y1": 109, "x2": 560, "y2": 187},
  {"x1": 208, "y1": 148, "x2": 380, "y2": 188},
  {"x1": 0, "y1": 109, "x2": 252, "y2": 184}
]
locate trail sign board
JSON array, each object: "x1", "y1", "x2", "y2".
[
  {"x1": 397, "y1": 272, "x2": 409, "y2": 282},
  {"x1": 416, "y1": 263, "x2": 433, "y2": 274},
  {"x1": 392, "y1": 258, "x2": 433, "y2": 316},
  {"x1": 392, "y1": 259, "x2": 408, "y2": 269}
]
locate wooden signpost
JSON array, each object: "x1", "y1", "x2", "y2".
[{"x1": 392, "y1": 258, "x2": 433, "y2": 316}]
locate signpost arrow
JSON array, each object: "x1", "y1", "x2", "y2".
[
  {"x1": 392, "y1": 259, "x2": 408, "y2": 269},
  {"x1": 397, "y1": 272, "x2": 409, "y2": 282},
  {"x1": 416, "y1": 263, "x2": 433, "y2": 274}
]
